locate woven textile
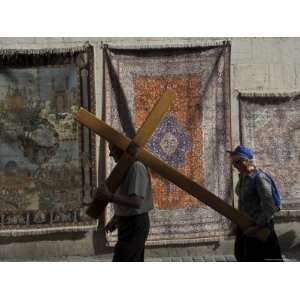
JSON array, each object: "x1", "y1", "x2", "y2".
[
  {"x1": 239, "y1": 94, "x2": 300, "y2": 210},
  {"x1": 0, "y1": 46, "x2": 97, "y2": 235},
  {"x1": 104, "y1": 44, "x2": 232, "y2": 245}
]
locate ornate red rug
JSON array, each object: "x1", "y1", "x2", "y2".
[{"x1": 103, "y1": 42, "x2": 232, "y2": 245}]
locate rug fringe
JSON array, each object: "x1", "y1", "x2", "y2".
[
  {"x1": 0, "y1": 223, "x2": 98, "y2": 237},
  {"x1": 0, "y1": 42, "x2": 91, "y2": 56},
  {"x1": 103, "y1": 40, "x2": 231, "y2": 50},
  {"x1": 238, "y1": 90, "x2": 300, "y2": 99},
  {"x1": 106, "y1": 231, "x2": 233, "y2": 247}
]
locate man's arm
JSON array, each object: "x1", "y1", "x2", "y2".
[
  {"x1": 112, "y1": 161, "x2": 149, "y2": 209},
  {"x1": 235, "y1": 175, "x2": 242, "y2": 197},
  {"x1": 243, "y1": 174, "x2": 277, "y2": 237},
  {"x1": 94, "y1": 184, "x2": 144, "y2": 208},
  {"x1": 94, "y1": 161, "x2": 149, "y2": 209},
  {"x1": 105, "y1": 214, "x2": 118, "y2": 233},
  {"x1": 255, "y1": 173, "x2": 277, "y2": 225},
  {"x1": 110, "y1": 193, "x2": 144, "y2": 209}
]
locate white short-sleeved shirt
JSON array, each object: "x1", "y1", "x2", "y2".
[{"x1": 113, "y1": 161, "x2": 154, "y2": 216}]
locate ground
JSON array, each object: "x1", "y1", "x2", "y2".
[{"x1": 0, "y1": 253, "x2": 297, "y2": 262}]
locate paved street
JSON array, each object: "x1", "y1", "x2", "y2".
[{"x1": 0, "y1": 253, "x2": 297, "y2": 262}]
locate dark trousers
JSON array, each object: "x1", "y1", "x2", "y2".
[
  {"x1": 234, "y1": 221, "x2": 283, "y2": 262},
  {"x1": 113, "y1": 213, "x2": 150, "y2": 262}
]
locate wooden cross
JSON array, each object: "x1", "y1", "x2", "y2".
[{"x1": 74, "y1": 90, "x2": 270, "y2": 241}]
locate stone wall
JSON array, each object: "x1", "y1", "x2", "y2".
[{"x1": 0, "y1": 37, "x2": 299, "y2": 259}]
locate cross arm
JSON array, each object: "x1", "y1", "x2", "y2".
[
  {"x1": 136, "y1": 148, "x2": 266, "y2": 235},
  {"x1": 74, "y1": 106, "x2": 270, "y2": 241}
]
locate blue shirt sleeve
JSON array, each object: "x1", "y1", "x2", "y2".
[{"x1": 255, "y1": 173, "x2": 277, "y2": 225}]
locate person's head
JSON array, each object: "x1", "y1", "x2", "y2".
[
  {"x1": 108, "y1": 143, "x2": 123, "y2": 162},
  {"x1": 227, "y1": 145, "x2": 256, "y2": 174}
]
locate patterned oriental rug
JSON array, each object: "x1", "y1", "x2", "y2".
[
  {"x1": 239, "y1": 92, "x2": 300, "y2": 210},
  {"x1": 103, "y1": 42, "x2": 233, "y2": 245},
  {"x1": 0, "y1": 45, "x2": 97, "y2": 236}
]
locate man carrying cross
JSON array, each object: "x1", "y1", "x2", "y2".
[
  {"x1": 75, "y1": 90, "x2": 272, "y2": 262},
  {"x1": 94, "y1": 143, "x2": 153, "y2": 262}
]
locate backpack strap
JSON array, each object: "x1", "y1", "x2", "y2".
[
  {"x1": 253, "y1": 168, "x2": 281, "y2": 210},
  {"x1": 253, "y1": 168, "x2": 262, "y2": 181}
]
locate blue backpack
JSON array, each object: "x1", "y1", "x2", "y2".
[{"x1": 254, "y1": 169, "x2": 281, "y2": 210}]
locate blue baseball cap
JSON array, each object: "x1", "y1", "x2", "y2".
[{"x1": 227, "y1": 145, "x2": 254, "y2": 160}]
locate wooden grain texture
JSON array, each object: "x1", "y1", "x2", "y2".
[{"x1": 74, "y1": 104, "x2": 270, "y2": 241}]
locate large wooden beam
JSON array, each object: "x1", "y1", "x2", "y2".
[
  {"x1": 74, "y1": 108, "x2": 270, "y2": 241},
  {"x1": 74, "y1": 91, "x2": 175, "y2": 217}
]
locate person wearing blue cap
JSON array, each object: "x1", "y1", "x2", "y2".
[{"x1": 228, "y1": 145, "x2": 282, "y2": 261}]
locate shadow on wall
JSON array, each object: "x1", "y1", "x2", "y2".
[
  {"x1": 0, "y1": 231, "x2": 87, "y2": 245},
  {"x1": 277, "y1": 230, "x2": 300, "y2": 259},
  {"x1": 93, "y1": 226, "x2": 113, "y2": 255},
  {"x1": 278, "y1": 230, "x2": 297, "y2": 252},
  {"x1": 0, "y1": 227, "x2": 113, "y2": 255}
]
